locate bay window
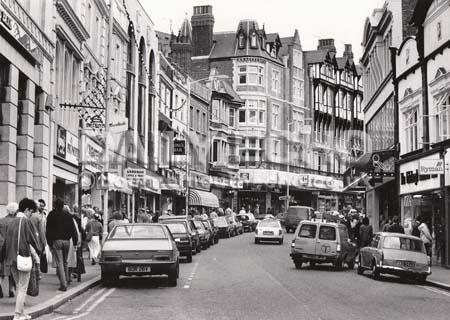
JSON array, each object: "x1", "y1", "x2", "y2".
[{"x1": 238, "y1": 65, "x2": 264, "y2": 86}]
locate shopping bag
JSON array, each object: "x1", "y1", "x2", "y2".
[
  {"x1": 40, "y1": 251, "x2": 48, "y2": 274},
  {"x1": 27, "y1": 264, "x2": 39, "y2": 297}
]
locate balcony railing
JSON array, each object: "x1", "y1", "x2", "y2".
[{"x1": 239, "y1": 161, "x2": 344, "y2": 179}]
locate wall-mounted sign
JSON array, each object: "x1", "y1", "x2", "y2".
[
  {"x1": 419, "y1": 159, "x2": 444, "y2": 175},
  {"x1": 82, "y1": 136, "x2": 104, "y2": 173},
  {"x1": 125, "y1": 168, "x2": 145, "y2": 185},
  {"x1": 55, "y1": 125, "x2": 79, "y2": 165}
]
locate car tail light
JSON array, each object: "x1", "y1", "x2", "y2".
[
  {"x1": 255, "y1": 229, "x2": 259, "y2": 235},
  {"x1": 336, "y1": 244, "x2": 341, "y2": 252},
  {"x1": 291, "y1": 240, "x2": 295, "y2": 248},
  {"x1": 278, "y1": 229, "x2": 282, "y2": 236}
]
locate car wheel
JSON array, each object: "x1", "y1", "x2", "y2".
[
  {"x1": 357, "y1": 255, "x2": 364, "y2": 275},
  {"x1": 255, "y1": 238, "x2": 260, "y2": 244},
  {"x1": 310, "y1": 261, "x2": 316, "y2": 268},
  {"x1": 372, "y1": 260, "x2": 380, "y2": 280},
  {"x1": 227, "y1": 231, "x2": 231, "y2": 238},
  {"x1": 279, "y1": 239, "x2": 283, "y2": 245},
  {"x1": 196, "y1": 244, "x2": 202, "y2": 253},
  {"x1": 186, "y1": 251, "x2": 193, "y2": 263},
  {"x1": 101, "y1": 270, "x2": 118, "y2": 287},
  {"x1": 294, "y1": 261, "x2": 303, "y2": 269},
  {"x1": 347, "y1": 259, "x2": 355, "y2": 270}
]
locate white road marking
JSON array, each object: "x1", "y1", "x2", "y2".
[
  {"x1": 418, "y1": 285, "x2": 450, "y2": 297},
  {"x1": 73, "y1": 288, "x2": 107, "y2": 314},
  {"x1": 184, "y1": 261, "x2": 200, "y2": 289},
  {"x1": 86, "y1": 288, "x2": 116, "y2": 312}
]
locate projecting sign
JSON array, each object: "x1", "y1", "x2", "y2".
[
  {"x1": 174, "y1": 140, "x2": 186, "y2": 155},
  {"x1": 125, "y1": 168, "x2": 145, "y2": 185},
  {"x1": 419, "y1": 159, "x2": 444, "y2": 175}
]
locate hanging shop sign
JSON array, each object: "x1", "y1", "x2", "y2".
[
  {"x1": 174, "y1": 140, "x2": 186, "y2": 155},
  {"x1": 55, "y1": 125, "x2": 79, "y2": 166}
]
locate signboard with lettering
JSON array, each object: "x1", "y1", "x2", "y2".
[
  {"x1": 174, "y1": 140, "x2": 185, "y2": 155},
  {"x1": 419, "y1": 159, "x2": 444, "y2": 175},
  {"x1": 125, "y1": 168, "x2": 145, "y2": 185},
  {"x1": 55, "y1": 125, "x2": 79, "y2": 165},
  {"x1": 81, "y1": 135, "x2": 104, "y2": 173},
  {"x1": 399, "y1": 154, "x2": 441, "y2": 195}
]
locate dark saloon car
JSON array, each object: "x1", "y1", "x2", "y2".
[
  {"x1": 162, "y1": 221, "x2": 194, "y2": 262},
  {"x1": 214, "y1": 216, "x2": 233, "y2": 238},
  {"x1": 100, "y1": 224, "x2": 179, "y2": 287},
  {"x1": 158, "y1": 216, "x2": 202, "y2": 254},
  {"x1": 236, "y1": 214, "x2": 257, "y2": 232},
  {"x1": 194, "y1": 220, "x2": 211, "y2": 249}
]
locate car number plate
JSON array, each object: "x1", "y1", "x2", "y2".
[
  {"x1": 403, "y1": 261, "x2": 416, "y2": 268},
  {"x1": 263, "y1": 231, "x2": 274, "y2": 235},
  {"x1": 126, "y1": 266, "x2": 151, "y2": 273}
]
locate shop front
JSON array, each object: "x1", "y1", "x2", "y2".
[
  {"x1": 210, "y1": 175, "x2": 243, "y2": 211},
  {"x1": 399, "y1": 151, "x2": 446, "y2": 266},
  {"x1": 188, "y1": 171, "x2": 219, "y2": 215},
  {"x1": 53, "y1": 125, "x2": 79, "y2": 208}
]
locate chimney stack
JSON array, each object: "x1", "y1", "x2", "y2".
[
  {"x1": 343, "y1": 44, "x2": 354, "y2": 59},
  {"x1": 191, "y1": 5, "x2": 215, "y2": 56},
  {"x1": 317, "y1": 38, "x2": 336, "y2": 53}
]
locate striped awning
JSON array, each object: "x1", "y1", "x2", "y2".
[{"x1": 189, "y1": 189, "x2": 219, "y2": 208}]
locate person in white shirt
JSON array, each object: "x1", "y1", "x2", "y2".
[{"x1": 417, "y1": 216, "x2": 432, "y2": 258}]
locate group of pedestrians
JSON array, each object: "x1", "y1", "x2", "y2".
[{"x1": 0, "y1": 198, "x2": 97, "y2": 320}]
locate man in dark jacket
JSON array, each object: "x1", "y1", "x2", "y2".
[
  {"x1": 388, "y1": 215, "x2": 405, "y2": 234},
  {"x1": 46, "y1": 199, "x2": 78, "y2": 291}
]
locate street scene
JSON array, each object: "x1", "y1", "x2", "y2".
[{"x1": 0, "y1": 0, "x2": 450, "y2": 319}]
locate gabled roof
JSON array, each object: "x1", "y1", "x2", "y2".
[
  {"x1": 212, "y1": 79, "x2": 245, "y2": 104},
  {"x1": 304, "y1": 49, "x2": 336, "y2": 65}
]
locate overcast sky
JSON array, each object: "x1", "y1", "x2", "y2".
[{"x1": 144, "y1": 0, "x2": 386, "y2": 62}]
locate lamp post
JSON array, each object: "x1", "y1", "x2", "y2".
[{"x1": 185, "y1": 75, "x2": 229, "y2": 219}]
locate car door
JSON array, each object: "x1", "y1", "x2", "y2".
[
  {"x1": 361, "y1": 235, "x2": 380, "y2": 267},
  {"x1": 315, "y1": 225, "x2": 338, "y2": 258},
  {"x1": 293, "y1": 223, "x2": 318, "y2": 256}
]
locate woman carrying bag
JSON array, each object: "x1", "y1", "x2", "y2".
[{"x1": 4, "y1": 198, "x2": 41, "y2": 320}]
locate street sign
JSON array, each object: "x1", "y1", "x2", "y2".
[
  {"x1": 419, "y1": 159, "x2": 444, "y2": 175},
  {"x1": 174, "y1": 140, "x2": 186, "y2": 155}
]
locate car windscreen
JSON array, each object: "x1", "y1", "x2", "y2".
[
  {"x1": 237, "y1": 215, "x2": 249, "y2": 221},
  {"x1": 109, "y1": 225, "x2": 167, "y2": 239},
  {"x1": 298, "y1": 224, "x2": 317, "y2": 238},
  {"x1": 164, "y1": 223, "x2": 187, "y2": 234},
  {"x1": 318, "y1": 226, "x2": 336, "y2": 241},
  {"x1": 194, "y1": 221, "x2": 205, "y2": 230},
  {"x1": 259, "y1": 220, "x2": 279, "y2": 228},
  {"x1": 201, "y1": 221, "x2": 210, "y2": 229},
  {"x1": 382, "y1": 236, "x2": 425, "y2": 253},
  {"x1": 214, "y1": 218, "x2": 228, "y2": 227}
]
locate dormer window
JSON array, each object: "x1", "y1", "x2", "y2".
[
  {"x1": 238, "y1": 33, "x2": 245, "y2": 49},
  {"x1": 250, "y1": 32, "x2": 257, "y2": 48},
  {"x1": 266, "y1": 43, "x2": 271, "y2": 52}
]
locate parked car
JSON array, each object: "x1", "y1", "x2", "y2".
[
  {"x1": 159, "y1": 216, "x2": 201, "y2": 254},
  {"x1": 254, "y1": 219, "x2": 284, "y2": 244},
  {"x1": 214, "y1": 216, "x2": 233, "y2": 238},
  {"x1": 200, "y1": 219, "x2": 216, "y2": 246},
  {"x1": 284, "y1": 206, "x2": 315, "y2": 233},
  {"x1": 357, "y1": 232, "x2": 431, "y2": 283},
  {"x1": 160, "y1": 221, "x2": 194, "y2": 262},
  {"x1": 236, "y1": 214, "x2": 253, "y2": 232},
  {"x1": 99, "y1": 223, "x2": 179, "y2": 286},
  {"x1": 194, "y1": 220, "x2": 210, "y2": 249},
  {"x1": 290, "y1": 220, "x2": 357, "y2": 270}
]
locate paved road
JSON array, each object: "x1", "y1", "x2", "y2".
[{"x1": 38, "y1": 232, "x2": 450, "y2": 320}]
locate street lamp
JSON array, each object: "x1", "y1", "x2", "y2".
[{"x1": 185, "y1": 75, "x2": 229, "y2": 219}]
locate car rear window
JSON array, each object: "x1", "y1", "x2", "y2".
[
  {"x1": 298, "y1": 224, "x2": 317, "y2": 238},
  {"x1": 259, "y1": 220, "x2": 279, "y2": 228},
  {"x1": 165, "y1": 223, "x2": 187, "y2": 234},
  {"x1": 383, "y1": 236, "x2": 425, "y2": 253},
  {"x1": 318, "y1": 226, "x2": 336, "y2": 241},
  {"x1": 194, "y1": 221, "x2": 205, "y2": 230},
  {"x1": 214, "y1": 218, "x2": 228, "y2": 227},
  {"x1": 109, "y1": 225, "x2": 167, "y2": 239}
]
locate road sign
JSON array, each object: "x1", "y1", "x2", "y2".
[{"x1": 174, "y1": 140, "x2": 186, "y2": 155}]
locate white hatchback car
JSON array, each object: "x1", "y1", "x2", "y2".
[{"x1": 255, "y1": 219, "x2": 284, "y2": 244}]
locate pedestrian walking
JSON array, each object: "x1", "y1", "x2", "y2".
[
  {"x1": 388, "y1": 216, "x2": 404, "y2": 234},
  {"x1": 46, "y1": 199, "x2": 78, "y2": 291},
  {"x1": 85, "y1": 213, "x2": 103, "y2": 265},
  {"x1": 67, "y1": 206, "x2": 85, "y2": 283},
  {"x1": 417, "y1": 216, "x2": 433, "y2": 259},
  {"x1": 0, "y1": 202, "x2": 18, "y2": 298},
  {"x1": 108, "y1": 211, "x2": 124, "y2": 232},
  {"x1": 4, "y1": 198, "x2": 41, "y2": 320},
  {"x1": 359, "y1": 217, "x2": 373, "y2": 248},
  {"x1": 411, "y1": 219, "x2": 420, "y2": 237},
  {"x1": 381, "y1": 218, "x2": 392, "y2": 232}
]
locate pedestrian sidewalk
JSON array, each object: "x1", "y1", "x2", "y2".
[
  {"x1": 0, "y1": 258, "x2": 100, "y2": 320},
  {"x1": 427, "y1": 264, "x2": 450, "y2": 290}
]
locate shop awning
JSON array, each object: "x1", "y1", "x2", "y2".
[
  {"x1": 189, "y1": 189, "x2": 219, "y2": 208},
  {"x1": 108, "y1": 174, "x2": 133, "y2": 194}
]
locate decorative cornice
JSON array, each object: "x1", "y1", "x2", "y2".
[
  {"x1": 93, "y1": 0, "x2": 109, "y2": 19},
  {"x1": 56, "y1": 0, "x2": 89, "y2": 43}
]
